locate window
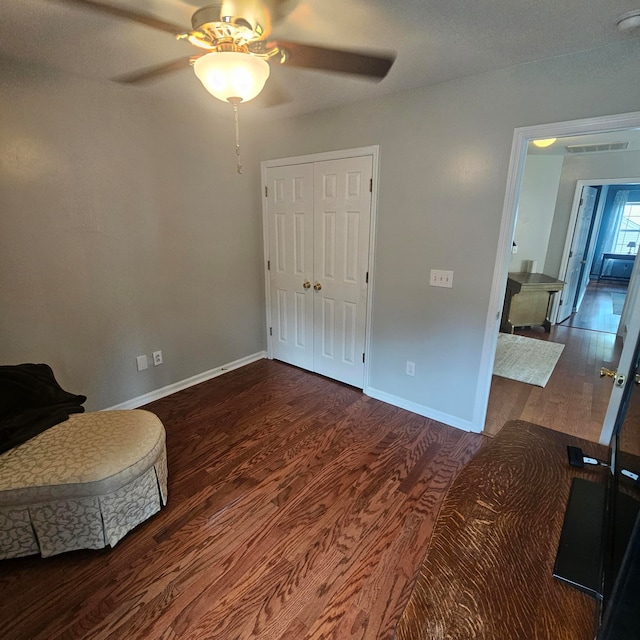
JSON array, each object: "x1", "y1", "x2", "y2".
[{"x1": 612, "y1": 203, "x2": 640, "y2": 255}]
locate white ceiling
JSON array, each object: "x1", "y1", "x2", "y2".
[{"x1": 1, "y1": 0, "x2": 639, "y2": 119}]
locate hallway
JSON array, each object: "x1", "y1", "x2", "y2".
[
  {"x1": 559, "y1": 281, "x2": 626, "y2": 334},
  {"x1": 485, "y1": 281, "x2": 626, "y2": 442}
]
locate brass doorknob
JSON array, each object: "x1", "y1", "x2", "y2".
[
  {"x1": 601, "y1": 368, "x2": 626, "y2": 388},
  {"x1": 303, "y1": 281, "x2": 311, "y2": 289},
  {"x1": 314, "y1": 282, "x2": 322, "y2": 291}
]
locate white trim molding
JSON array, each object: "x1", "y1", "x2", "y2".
[
  {"x1": 102, "y1": 352, "x2": 267, "y2": 411},
  {"x1": 365, "y1": 387, "x2": 475, "y2": 433}
]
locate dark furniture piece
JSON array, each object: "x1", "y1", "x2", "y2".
[
  {"x1": 597, "y1": 253, "x2": 636, "y2": 283},
  {"x1": 396, "y1": 421, "x2": 603, "y2": 640},
  {"x1": 501, "y1": 272, "x2": 564, "y2": 334}
]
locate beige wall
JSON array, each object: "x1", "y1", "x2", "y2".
[
  {"x1": 510, "y1": 155, "x2": 564, "y2": 273},
  {"x1": 257, "y1": 39, "x2": 640, "y2": 429},
  {"x1": 0, "y1": 59, "x2": 266, "y2": 410},
  {"x1": 2, "y1": 38, "x2": 640, "y2": 429}
]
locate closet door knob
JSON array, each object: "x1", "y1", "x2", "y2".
[
  {"x1": 303, "y1": 281, "x2": 311, "y2": 289},
  {"x1": 314, "y1": 282, "x2": 322, "y2": 291}
]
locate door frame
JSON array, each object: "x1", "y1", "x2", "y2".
[
  {"x1": 261, "y1": 145, "x2": 380, "y2": 390},
  {"x1": 476, "y1": 110, "x2": 640, "y2": 436}
]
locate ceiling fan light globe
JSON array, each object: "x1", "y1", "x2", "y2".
[
  {"x1": 193, "y1": 51, "x2": 270, "y2": 102},
  {"x1": 617, "y1": 10, "x2": 640, "y2": 31}
]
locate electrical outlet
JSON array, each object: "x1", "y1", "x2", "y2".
[
  {"x1": 430, "y1": 269, "x2": 454, "y2": 288},
  {"x1": 406, "y1": 361, "x2": 415, "y2": 376},
  {"x1": 153, "y1": 350, "x2": 163, "y2": 366},
  {"x1": 136, "y1": 355, "x2": 148, "y2": 371}
]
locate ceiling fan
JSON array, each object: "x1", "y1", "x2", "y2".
[
  {"x1": 57, "y1": 0, "x2": 396, "y2": 104},
  {"x1": 57, "y1": 0, "x2": 395, "y2": 173}
]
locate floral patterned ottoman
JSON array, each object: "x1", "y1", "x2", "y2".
[{"x1": 0, "y1": 410, "x2": 167, "y2": 559}]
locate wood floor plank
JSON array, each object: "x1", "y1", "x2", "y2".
[
  {"x1": 486, "y1": 281, "x2": 625, "y2": 441},
  {"x1": 3, "y1": 337, "x2": 616, "y2": 640},
  {"x1": 2, "y1": 360, "x2": 486, "y2": 640},
  {"x1": 396, "y1": 421, "x2": 603, "y2": 640}
]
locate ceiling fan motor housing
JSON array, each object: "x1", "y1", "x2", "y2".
[{"x1": 191, "y1": 3, "x2": 269, "y2": 44}]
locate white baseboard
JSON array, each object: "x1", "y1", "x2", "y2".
[
  {"x1": 103, "y1": 351, "x2": 267, "y2": 411},
  {"x1": 104, "y1": 354, "x2": 479, "y2": 434},
  {"x1": 364, "y1": 386, "x2": 479, "y2": 433}
]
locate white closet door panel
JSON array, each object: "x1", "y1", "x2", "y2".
[
  {"x1": 266, "y1": 164, "x2": 314, "y2": 370},
  {"x1": 312, "y1": 156, "x2": 373, "y2": 387}
]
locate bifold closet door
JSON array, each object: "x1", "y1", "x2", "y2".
[
  {"x1": 266, "y1": 155, "x2": 373, "y2": 387},
  {"x1": 266, "y1": 162, "x2": 315, "y2": 371},
  {"x1": 311, "y1": 156, "x2": 372, "y2": 386}
]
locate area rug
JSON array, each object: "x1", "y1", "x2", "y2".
[
  {"x1": 611, "y1": 292, "x2": 626, "y2": 315},
  {"x1": 493, "y1": 333, "x2": 564, "y2": 387}
]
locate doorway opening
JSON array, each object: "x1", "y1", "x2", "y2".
[
  {"x1": 479, "y1": 111, "x2": 640, "y2": 444},
  {"x1": 552, "y1": 180, "x2": 640, "y2": 335}
]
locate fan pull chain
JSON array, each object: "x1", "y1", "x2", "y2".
[{"x1": 231, "y1": 100, "x2": 242, "y2": 175}]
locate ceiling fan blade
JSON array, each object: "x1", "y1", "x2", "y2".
[
  {"x1": 55, "y1": 0, "x2": 187, "y2": 36},
  {"x1": 274, "y1": 40, "x2": 395, "y2": 80},
  {"x1": 112, "y1": 57, "x2": 195, "y2": 85}
]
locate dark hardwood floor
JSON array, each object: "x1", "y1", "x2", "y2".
[
  {"x1": 2, "y1": 281, "x2": 630, "y2": 638},
  {"x1": 396, "y1": 421, "x2": 603, "y2": 640},
  {"x1": 560, "y1": 280, "x2": 625, "y2": 334},
  {"x1": 485, "y1": 281, "x2": 627, "y2": 442},
  {"x1": 1, "y1": 360, "x2": 485, "y2": 640}
]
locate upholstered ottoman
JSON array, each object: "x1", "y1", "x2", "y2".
[{"x1": 0, "y1": 410, "x2": 167, "y2": 559}]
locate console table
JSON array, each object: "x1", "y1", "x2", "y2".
[
  {"x1": 501, "y1": 273, "x2": 564, "y2": 333},
  {"x1": 597, "y1": 253, "x2": 636, "y2": 282}
]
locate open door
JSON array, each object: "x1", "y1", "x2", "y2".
[
  {"x1": 556, "y1": 186, "x2": 598, "y2": 324},
  {"x1": 599, "y1": 282, "x2": 640, "y2": 445}
]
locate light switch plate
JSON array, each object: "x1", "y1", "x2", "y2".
[
  {"x1": 430, "y1": 269, "x2": 454, "y2": 288},
  {"x1": 136, "y1": 355, "x2": 148, "y2": 371}
]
